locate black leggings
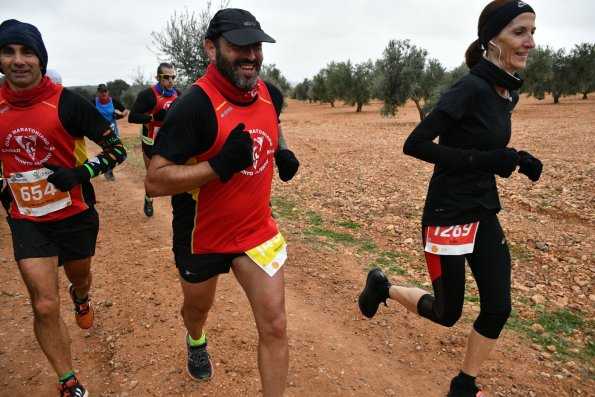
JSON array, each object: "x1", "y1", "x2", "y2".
[{"x1": 417, "y1": 215, "x2": 511, "y2": 339}]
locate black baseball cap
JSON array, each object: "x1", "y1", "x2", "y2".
[
  {"x1": 97, "y1": 84, "x2": 108, "y2": 91},
  {"x1": 205, "y1": 8, "x2": 275, "y2": 46}
]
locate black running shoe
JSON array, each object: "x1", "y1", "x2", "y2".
[
  {"x1": 358, "y1": 268, "x2": 390, "y2": 318},
  {"x1": 57, "y1": 376, "x2": 88, "y2": 397},
  {"x1": 186, "y1": 334, "x2": 213, "y2": 381},
  {"x1": 447, "y1": 377, "x2": 486, "y2": 397},
  {"x1": 143, "y1": 196, "x2": 154, "y2": 217}
]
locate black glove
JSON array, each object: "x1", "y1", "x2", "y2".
[
  {"x1": 518, "y1": 150, "x2": 543, "y2": 182},
  {"x1": 152, "y1": 109, "x2": 167, "y2": 122},
  {"x1": 275, "y1": 149, "x2": 300, "y2": 182},
  {"x1": 470, "y1": 148, "x2": 520, "y2": 178},
  {"x1": 43, "y1": 162, "x2": 90, "y2": 192},
  {"x1": 208, "y1": 123, "x2": 253, "y2": 183}
]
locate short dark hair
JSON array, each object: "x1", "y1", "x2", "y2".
[{"x1": 157, "y1": 62, "x2": 174, "y2": 76}]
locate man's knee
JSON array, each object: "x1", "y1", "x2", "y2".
[
  {"x1": 259, "y1": 310, "x2": 287, "y2": 341},
  {"x1": 32, "y1": 296, "x2": 60, "y2": 319}
]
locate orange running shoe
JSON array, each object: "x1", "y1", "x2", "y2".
[
  {"x1": 57, "y1": 375, "x2": 88, "y2": 397},
  {"x1": 68, "y1": 284, "x2": 94, "y2": 329}
]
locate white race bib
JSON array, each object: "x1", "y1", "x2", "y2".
[
  {"x1": 7, "y1": 168, "x2": 72, "y2": 217},
  {"x1": 424, "y1": 222, "x2": 479, "y2": 255}
]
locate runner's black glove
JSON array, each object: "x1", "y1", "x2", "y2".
[
  {"x1": 43, "y1": 162, "x2": 90, "y2": 192},
  {"x1": 517, "y1": 150, "x2": 542, "y2": 182},
  {"x1": 208, "y1": 123, "x2": 253, "y2": 183},
  {"x1": 275, "y1": 149, "x2": 300, "y2": 182},
  {"x1": 152, "y1": 109, "x2": 167, "y2": 122},
  {"x1": 469, "y1": 148, "x2": 519, "y2": 178}
]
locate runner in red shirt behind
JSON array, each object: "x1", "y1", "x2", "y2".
[{"x1": 0, "y1": 19, "x2": 126, "y2": 397}]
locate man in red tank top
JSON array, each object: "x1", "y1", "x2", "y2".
[
  {"x1": 145, "y1": 9, "x2": 299, "y2": 397},
  {"x1": 0, "y1": 19, "x2": 126, "y2": 397},
  {"x1": 128, "y1": 62, "x2": 180, "y2": 217}
]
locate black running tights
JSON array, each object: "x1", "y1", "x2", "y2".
[{"x1": 416, "y1": 215, "x2": 512, "y2": 339}]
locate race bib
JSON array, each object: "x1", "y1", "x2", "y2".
[
  {"x1": 245, "y1": 232, "x2": 287, "y2": 277},
  {"x1": 424, "y1": 222, "x2": 479, "y2": 255},
  {"x1": 7, "y1": 168, "x2": 72, "y2": 217}
]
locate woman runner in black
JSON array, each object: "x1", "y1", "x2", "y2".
[{"x1": 358, "y1": 1, "x2": 543, "y2": 396}]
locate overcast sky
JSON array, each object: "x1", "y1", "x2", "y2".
[{"x1": 3, "y1": 0, "x2": 593, "y2": 86}]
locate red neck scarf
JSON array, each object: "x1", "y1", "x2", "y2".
[
  {"x1": 0, "y1": 76, "x2": 58, "y2": 107},
  {"x1": 97, "y1": 96, "x2": 111, "y2": 104},
  {"x1": 204, "y1": 63, "x2": 259, "y2": 105}
]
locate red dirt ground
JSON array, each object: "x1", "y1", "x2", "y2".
[{"x1": 1, "y1": 95, "x2": 593, "y2": 396}]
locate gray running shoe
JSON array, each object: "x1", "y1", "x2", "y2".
[{"x1": 186, "y1": 334, "x2": 213, "y2": 381}]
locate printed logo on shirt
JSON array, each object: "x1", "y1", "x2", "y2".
[
  {"x1": 241, "y1": 128, "x2": 275, "y2": 177},
  {"x1": 2, "y1": 127, "x2": 55, "y2": 166}
]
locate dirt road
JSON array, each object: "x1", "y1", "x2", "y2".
[{"x1": 1, "y1": 97, "x2": 593, "y2": 396}]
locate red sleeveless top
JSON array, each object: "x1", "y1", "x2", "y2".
[
  {"x1": 0, "y1": 85, "x2": 92, "y2": 221},
  {"x1": 148, "y1": 85, "x2": 179, "y2": 140},
  {"x1": 188, "y1": 78, "x2": 279, "y2": 253}
]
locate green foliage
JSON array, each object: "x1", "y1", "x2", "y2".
[
  {"x1": 260, "y1": 63, "x2": 292, "y2": 99},
  {"x1": 310, "y1": 70, "x2": 333, "y2": 106},
  {"x1": 70, "y1": 86, "x2": 93, "y2": 100},
  {"x1": 325, "y1": 61, "x2": 352, "y2": 105},
  {"x1": 120, "y1": 84, "x2": 149, "y2": 110},
  {"x1": 374, "y1": 39, "x2": 427, "y2": 117},
  {"x1": 151, "y1": 1, "x2": 229, "y2": 88},
  {"x1": 522, "y1": 45, "x2": 573, "y2": 103},
  {"x1": 120, "y1": 67, "x2": 153, "y2": 109},
  {"x1": 507, "y1": 306, "x2": 594, "y2": 364},
  {"x1": 410, "y1": 58, "x2": 445, "y2": 120},
  {"x1": 106, "y1": 79, "x2": 130, "y2": 101},
  {"x1": 567, "y1": 42, "x2": 595, "y2": 99},
  {"x1": 346, "y1": 61, "x2": 375, "y2": 112},
  {"x1": 292, "y1": 78, "x2": 312, "y2": 101},
  {"x1": 422, "y1": 63, "x2": 467, "y2": 117}
]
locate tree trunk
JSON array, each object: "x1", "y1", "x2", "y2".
[
  {"x1": 582, "y1": 92, "x2": 588, "y2": 99},
  {"x1": 330, "y1": 99, "x2": 335, "y2": 108},
  {"x1": 412, "y1": 98, "x2": 424, "y2": 121},
  {"x1": 553, "y1": 95, "x2": 560, "y2": 104},
  {"x1": 356, "y1": 102, "x2": 363, "y2": 112}
]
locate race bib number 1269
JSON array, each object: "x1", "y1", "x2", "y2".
[{"x1": 424, "y1": 222, "x2": 479, "y2": 256}]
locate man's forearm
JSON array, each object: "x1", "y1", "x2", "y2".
[{"x1": 145, "y1": 156, "x2": 219, "y2": 197}]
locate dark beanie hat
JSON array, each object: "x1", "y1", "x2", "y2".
[{"x1": 0, "y1": 19, "x2": 48, "y2": 75}]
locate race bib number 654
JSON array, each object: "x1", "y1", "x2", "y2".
[{"x1": 7, "y1": 168, "x2": 71, "y2": 217}]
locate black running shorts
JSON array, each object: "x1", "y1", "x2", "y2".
[
  {"x1": 174, "y1": 249, "x2": 246, "y2": 283},
  {"x1": 7, "y1": 207, "x2": 99, "y2": 266}
]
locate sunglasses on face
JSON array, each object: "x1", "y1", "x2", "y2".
[{"x1": 160, "y1": 74, "x2": 176, "y2": 80}]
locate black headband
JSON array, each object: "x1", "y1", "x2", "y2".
[{"x1": 479, "y1": 1, "x2": 535, "y2": 48}]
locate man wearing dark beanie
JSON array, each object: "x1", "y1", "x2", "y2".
[
  {"x1": 0, "y1": 19, "x2": 127, "y2": 397},
  {"x1": 0, "y1": 19, "x2": 48, "y2": 75}
]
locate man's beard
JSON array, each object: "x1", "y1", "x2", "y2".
[{"x1": 215, "y1": 47, "x2": 261, "y2": 91}]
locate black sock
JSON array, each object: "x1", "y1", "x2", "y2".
[{"x1": 454, "y1": 370, "x2": 476, "y2": 389}]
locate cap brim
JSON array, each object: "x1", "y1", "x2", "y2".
[{"x1": 222, "y1": 28, "x2": 276, "y2": 46}]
